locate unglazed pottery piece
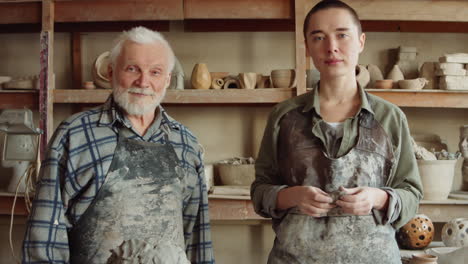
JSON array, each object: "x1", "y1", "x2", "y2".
[
  {"x1": 366, "y1": 64, "x2": 383, "y2": 87},
  {"x1": 398, "y1": 60, "x2": 420, "y2": 79},
  {"x1": 191, "y1": 63, "x2": 211, "y2": 89},
  {"x1": 409, "y1": 253, "x2": 438, "y2": 264},
  {"x1": 441, "y1": 218, "x2": 468, "y2": 247},
  {"x1": 439, "y1": 75, "x2": 468, "y2": 90},
  {"x1": 398, "y1": 78, "x2": 428, "y2": 90},
  {"x1": 355, "y1": 64, "x2": 370, "y2": 88},
  {"x1": 271, "y1": 69, "x2": 296, "y2": 88},
  {"x1": 436, "y1": 62, "x2": 464, "y2": 71},
  {"x1": 439, "y1": 53, "x2": 468, "y2": 64},
  {"x1": 396, "y1": 214, "x2": 434, "y2": 249},
  {"x1": 373, "y1": 79, "x2": 394, "y2": 89},
  {"x1": 92, "y1": 51, "x2": 112, "y2": 89},
  {"x1": 419, "y1": 62, "x2": 437, "y2": 89},
  {"x1": 387, "y1": 65, "x2": 404, "y2": 88},
  {"x1": 436, "y1": 68, "x2": 467, "y2": 76},
  {"x1": 83, "y1": 81, "x2": 96, "y2": 90},
  {"x1": 238, "y1": 72, "x2": 257, "y2": 89},
  {"x1": 256, "y1": 75, "x2": 271, "y2": 88},
  {"x1": 417, "y1": 159, "x2": 457, "y2": 200},
  {"x1": 3, "y1": 76, "x2": 38, "y2": 89},
  {"x1": 223, "y1": 76, "x2": 240, "y2": 89},
  {"x1": 210, "y1": 78, "x2": 224, "y2": 89},
  {"x1": 168, "y1": 57, "x2": 184, "y2": 90},
  {"x1": 216, "y1": 163, "x2": 255, "y2": 186}
]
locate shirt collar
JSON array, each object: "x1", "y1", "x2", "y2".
[{"x1": 302, "y1": 81, "x2": 375, "y2": 117}]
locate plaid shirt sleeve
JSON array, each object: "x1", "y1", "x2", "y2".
[
  {"x1": 22, "y1": 134, "x2": 71, "y2": 263},
  {"x1": 182, "y1": 147, "x2": 215, "y2": 264}
]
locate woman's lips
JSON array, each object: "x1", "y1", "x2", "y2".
[{"x1": 325, "y1": 59, "x2": 343, "y2": 65}]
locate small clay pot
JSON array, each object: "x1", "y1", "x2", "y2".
[
  {"x1": 398, "y1": 78, "x2": 428, "y2": 90},
  {"x1": 83, "y1": 81, "x2": 96, "y2": 90},
  {"x1": 409, "y1": 253, "x2": 438, "y2": 264},
  {"x1": 271, "y1": 69, "x2": 296, "y2": 88},
  {"x1": 373, "y1": 79, "x2": 393, "y2": 89}
]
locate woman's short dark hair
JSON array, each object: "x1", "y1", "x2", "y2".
[{"x1": 303, "y1": 0, "x2": 362, "y2": 38}]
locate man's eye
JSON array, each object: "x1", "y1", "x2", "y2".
[
  {"x1": 338, "y1": 33, "x2": 348, "y2": 38},
  {"x1": 313, "y1": 36, "x2": 324, "y2": 41},
  {"x1": 126, "y1": 66, "x2": 138, "y2": 72},
  {"x1": 151, "y1": 70, "x2": 161, "y2": 76}
]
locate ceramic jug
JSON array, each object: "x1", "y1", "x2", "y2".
[
  {"x1": 191, "y1": 63, "x2": 211, "y2": 89},
  {"x1": 410, "y1": 253, "x2": 438, "y2": 264}
]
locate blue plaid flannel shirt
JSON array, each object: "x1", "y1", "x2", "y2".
[{"x1": 22, "y1": 97, "x2": 215, "y2": 263}]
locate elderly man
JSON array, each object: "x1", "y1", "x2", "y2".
[{"x1": 22, "y1": 26, "x2": 215, "y2": 264}]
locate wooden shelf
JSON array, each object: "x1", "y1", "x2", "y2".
[
  {"x1": 418, "y1": 199, "x2": 468, "y2": 222},
  {"x1": 0, "y1": 90, "x2": 38, "y2": 109},
  {"x1": 366, "y1": 89, "x2": 468, "y2": 108},
  {"x1": 53, "y1": 88, "x2": 296, "y2": 104},
  {"x1": 0, "y1": 193, "x2": 28, "y2": 216}
]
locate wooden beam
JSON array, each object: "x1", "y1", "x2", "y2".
[
  {"x1": 55, "y1": 21, "x2": 170, "y2": 32},
  {"x1": 367, "y1": 89, "x2": 468, "y2": 108},
  {"x1": 304, "y1": 0, "x2": 468, "y2": 22},
  {"x1": 0, "y1": 2, "x2": 41, "y2": 24},
  {"x1": 71, "y1": 32, "x2": 82, "y2": 90},
  {"x1": 55, "y1": 0, "x2": 183, "y2": 22},
  {"x1": 39, "y1": 0, "x2": 54, "y2": 160},
  {"x1": 294, "y1": 0, "x2": 306, "y2": 95},
  {"x1": 0, "y1": 91, "x2": 38, "y2": 109},
  {"x1": 184, "y1": 19, "x2": 294, "y2": 32},
  {"x1": 184, "y1": 0, "x2": 293, "y2": 19}
]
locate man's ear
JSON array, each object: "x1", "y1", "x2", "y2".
[{"x1": 358, "y1": 33, "x2": 366, "y2": 53}]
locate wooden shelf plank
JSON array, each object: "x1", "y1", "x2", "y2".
[
  {"x1": 184, "y1": 0, "x2": 293, "y2": 19},
  {"x1": 418, "y1": 199, "x2": 468, "y2": 222},
  {"x1": 208, "y1": 198, "x2": 263, "y2": 220},
  {"x1": 0, "y1": 90, "x2": 38, "y2": 109},
  {"x1": 0, "y1": 194, "x2": 28, "y2": 216},
  {"x1": 55, "y1": 0, "x2": 183, "y2": 22},
  {"x1": 53, "y1": 88, "x2": 296, "y2": 104},
  {"x1": 304, "y1": 0, "x2": 468, "y2": 22},
  {"x1": 0, "y1": 2, "x2": 41, "y2": 24},
  {"x1": 366, "y1": 89, "x2": 468, "y2": 108}
]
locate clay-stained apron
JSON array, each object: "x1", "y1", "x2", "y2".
[
  {"x1": 269, "y1": 109, "x2": 400, "y2": 264},
  {"x1": 69, "y1": 134, "x2": 188, "y2": 263}
]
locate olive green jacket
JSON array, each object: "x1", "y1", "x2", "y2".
[{"x1": 251, "y1": 86, "x2": 423, "y2": 229}]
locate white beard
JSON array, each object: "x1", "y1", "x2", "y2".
[{"x1": 113, "y1": 85, "x2": 166, "y2": 116}]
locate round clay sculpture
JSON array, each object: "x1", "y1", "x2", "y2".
[
  {"x1": 366, "y1": 64, "x2": 383, "y2": 87},
  {"x1": 441, "y1": 218, "x2": 468, "y2": 247},
  {"x1": 396, "y1": 214, "x2": 434, "y2": 249},
  {"x1": 191, "y1": 63, "x2": 211, "y2": 89}
]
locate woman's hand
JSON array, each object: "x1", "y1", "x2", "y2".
[
  {"x1": 335, "y1": 186, "x2": 389, "y2": 215},
  {"x1": 277, "y1": 186, "x2": 335, "y2": 217}
]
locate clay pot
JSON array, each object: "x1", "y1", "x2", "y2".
[
  {"x1": 366, "y1": 64, "x2": 383, "y2": 87},
  {"x1": 441, "y1": 218, "x2": 468, "y2": 247},
  {"x1": 355, "y1": 64, "x2": 370, "y2": 88},
  {"x1": 191, "y1": 63, "x2": 211, "y2": 89},
  {"x1": 398, "y1": 78, "x2": 428, "y2": 90},
  {"x1": 204, "y1": 164, "x2": 214, "y2": 192},
  {"x1": 396, "y1": 214, "x2": 434, "y2": 249},
  {"x1": 374, "y1": 79, "x2": 394, "y2": 89},
  {"x1": 92, "y1": 51, "x2": 112, "y2": 89},
  {"x1": 271, "y1": 69, "x2": 296, "y2": 88},
  {"x1": 256, "y1": 75, "x2": 271, "y2": 88},
  {"x1": 387, "y1": 64, "x2": 404, "y2": 88},
  {"x1": 238, "y1": 72, "x2": 257, "y2": 89},
  {"x1": 409, "y1": 253, "x2": 438, "y2": 264},
  {"x1": 223, "y1": 76, "x2": 240, "y2": 89},
  {"x1": 83, "y1": 81, "x2": 96, "y2": 90},
  {"x1": 210, "y1": 72, "x2": 229, "y2": 89},
  {"x1": 417, "y1": 159, "x2": 457, "y2": 200},
  {"x1": 216, "y1": 163, "x2": 255, "y2": 186}
]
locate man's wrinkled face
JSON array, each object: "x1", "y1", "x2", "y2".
[
  {"x1": 109, "y1": 41, "x2": 171, "y2": 116},
  {"x1": 304, "y1": 8, "x2": 365, "y2": 80}
]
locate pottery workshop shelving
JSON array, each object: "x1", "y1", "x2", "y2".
[{"x1": 2, "y1": 0, "x2": 468, "y2": 222}]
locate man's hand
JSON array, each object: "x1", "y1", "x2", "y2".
[
  {"x1": 277, "y1": 186, "x2": 335, "y2": 218},
  {"x1": 335, "y1": 186, "x2": 389, "y2": 215}
]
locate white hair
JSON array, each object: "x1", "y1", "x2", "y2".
[{"x1": 109, "y1": 26, "x2": 175, "y2": 72}]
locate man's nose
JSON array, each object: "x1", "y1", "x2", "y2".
[{"x1": 136, "y1": 72, "x2": 150, "y2": 88}]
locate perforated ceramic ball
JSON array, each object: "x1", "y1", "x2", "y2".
[
  {"x1": 442, "y1": 218, "x2": 468, "y2": 247},
  {"x1": 396, "y1": 214, "x2": 434, "y2": 249}
]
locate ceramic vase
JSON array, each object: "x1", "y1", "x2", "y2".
[
  {"x1": 417, "y1": 160, "x2": 457, "y2": 200},
  {"x1": 238, "y1": 72, "x2": 257, "y2": 89},
  {"x1": 366, "y1": 64, "x2": 383, "y2": 87},
  {"x1": 387, "y1": 65, "x2": 405, "y2": 88},
  {"x1": 356, "y1": 64, "x2": 370, "y2": 88},
  {"x1": 191, "y1": 63, "x2": 211, "y2": 89}
]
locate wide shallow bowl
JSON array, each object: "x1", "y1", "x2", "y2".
[{"x1": 216, "y1": 163, "x2": 255, "y2": 186}]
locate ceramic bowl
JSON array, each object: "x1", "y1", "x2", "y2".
[
  {"x1": 271, "y1": 69, "x2": 296, "y2": 88},
  {"x1": 398, "y1": 78, "x2": 428, "y2": 90},
  {"x1": 92, "y1": 51, "x2": 112, "y2": 89},
  {"x1": 374, "y1": 79, "x2": 394, "y2": 89},
  {"x1": 216, "y1": 163, "x2": 255, "y2": 186}
]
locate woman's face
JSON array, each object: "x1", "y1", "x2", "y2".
[{"x1": 304, "y1": 8, "x2": 365, "y2": 81}]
